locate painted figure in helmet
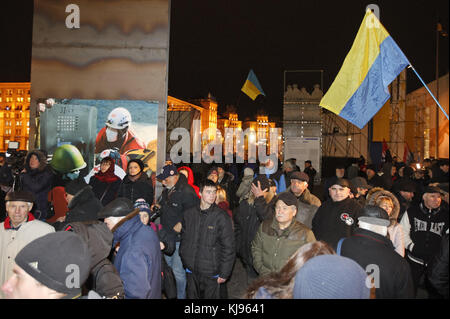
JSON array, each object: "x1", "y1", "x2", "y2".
[
  {"x1": 50, "y1": 144, "x2": 87, "y2": 181},
  {"x1": 95, "y1": 107, "x2": 146, "y2": 155}
]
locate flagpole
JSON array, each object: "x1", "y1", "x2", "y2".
[{"x1": 408, "y1": 65, "x2": 449, "y2": 120}]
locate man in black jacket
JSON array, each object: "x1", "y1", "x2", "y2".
[
  {"x1": 180, "y1": 179, "x2": 235, "y2": 299},
  {"x1": 154, "y1": 164, "x2": 199, "y2": 299},
  {"x1": 339, "y1": 205, "x2": 415, "y2": 299},
  {"x1": 400, "y1": 186, "x2": 449, "y2": 295},
  {"x1": 312, "y1": 178, "x2": 362, "y2": 249}
]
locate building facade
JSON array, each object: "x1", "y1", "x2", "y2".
[{"x1": 0, "y1": 83, "x2": 31, "y2": 152}]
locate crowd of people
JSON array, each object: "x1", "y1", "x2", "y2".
[{"x1": 0, "y1": 149, "x2": 448, "y2": 299}]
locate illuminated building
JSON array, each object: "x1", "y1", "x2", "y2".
[{"x1": 0, "y1": 83, "x2": 31, "y2": 152}]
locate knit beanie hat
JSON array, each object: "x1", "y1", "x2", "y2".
[
  {"x1": 293, "y1": 255, "x2": 370, "y2": 299},
  {"x1": 134, "y1": 198, "x2": 150, "y2": 210},
  {"x1": 15, "y1": 232, "x2": 90, "y2": 299},
  {"x1": 65, "y1": 178, "x2": 89, "y2": 196},
  {"x1": 243, "y1": 167, "x2": 254, "y2": 177}
]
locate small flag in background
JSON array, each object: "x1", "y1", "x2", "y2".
[
  {"x1": 403, "y1": 143, "x2": 414, "y2": 164},
  {"x1": 241, "y1": 69, "x2": 266, "y2": 100},
  {"x1": 319, "y1": 10, "x2": 410, "y2": 129}
]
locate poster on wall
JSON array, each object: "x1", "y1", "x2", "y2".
[{"x1": 38, "y1": 98, "x2": 158, "y2": 182}]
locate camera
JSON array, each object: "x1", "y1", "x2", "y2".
[
  {"x1": 149, "y1": 205, "x2": 161, "y2": 223},
  {"x1": 6, "y1": 142, "x2": 27, "y2": 174}
]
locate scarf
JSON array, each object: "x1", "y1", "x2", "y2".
[
  {"x1": 4, "y1": 213, "x2": 35, "y2": 230},
  {"x1": 94, "y1": 159, "x2": 120, "y2": 183}
]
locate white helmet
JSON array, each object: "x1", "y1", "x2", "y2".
[{"x1": 106, "y1": 107, "x2": 132, "y2": 130}]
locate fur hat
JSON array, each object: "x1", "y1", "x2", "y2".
[
  {"x1": 5, "y1": 191, "x2": 35, "y2": 203},
  {"x1": 366, "y1": 187, "x2": 400, "y2": 223},
  {"x1": 293, "y1": 255, "x2": 370, "y2": 299}
]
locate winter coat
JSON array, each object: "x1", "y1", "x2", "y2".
[
  {"x1": 252, "y1": 217, "x2": 316, "y2": 276},
  {"x1": 400, "y1": 202, "x2": 449, "y2": 265},
  {"x1": 19, "y1": 151, "x2": 53, "y2": 220},
  {"x1": 367, "y1": 187, "x2": 405, "y2": 256},
  {"x1": 89, "y1": 176, "x2": 121, "y2": 206},
  {"x1": 118, "y1": 173, "x2": 154, "y2": 205},
  {"x1": 112, "y1": 211, "x2": 161, "y2": 299},
  {"x1": 178, "y1": 166, "x2": 200, "y2": 198},
  {"x1": 312, "y1": 197, "x2": 362, "y2": 249},
  {"x1": 53, "y1": 184, "x2": 103, "y2": 231},
  {"x1": 64, "y1": 221, "x2": 124, "y2": 298},
  {"x1": 427, "y1": 233, "x2": 449, "y2": 298},
  {"x1": 236, "y1": 175, "x2": 253, "y2": 203},
  {"x1": 0, "y1": 216, "x2": 55, "y2": 298},
  {"x1": 295, "y1": 201, "x2": 318, "y2": 230},
  {"x1": 234, "y1": 196, "x2": 276, "y2": 267},
  {"x1": 159, "y1": 176, "x2": 199, "y2": 242},
  {"x1": 180, "y1": 204, "x2": 235, "y2": 279},
  {"x1": 219, "y1": 171, "x2": 238, "y2": 209},
  {"x1": 340, "y1": 228, "x2": 415, "y2": 299}
]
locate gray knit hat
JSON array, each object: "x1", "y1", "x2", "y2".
[
  {"x1": 293, "y1": 255, "x2": 370, "y2": 299},
  {"x1": 15, "y1": 232, "x2": 91, "y2": 299}
]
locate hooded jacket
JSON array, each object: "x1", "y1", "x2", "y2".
[
  {"x1": 112, "y1": 211, "x2": 161, "y2": 299},
  {"x1": 64, "y1": 221, "x2": 124, "y2": 298},
  {"x1": 367, "y1": 187, "x2": 405, "y2": 256},
  {"x1": 53, "y1": 185, "x2": 103, "y2": 231},
  {"x1": 178, "y1": 166, "x2": 200, "y2": 198},
  {"x1": 180, "y1": 203, "x2": 235, "y2": 279},
  {"x1": 19, "y1": 151, "x2": 53, "y2": 220},
  {"x1": 236, "y1": 175, "x2": 253, "y2": 203},
  {"x1": 118, "y1": 172, "x2": 154, "y2": 205},
  {"x1": 252, "y1": 217, "x2": 316, "y2": 276}
]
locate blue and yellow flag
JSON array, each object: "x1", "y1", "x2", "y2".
[
  {"x1": 241, "y1": 69, "x2": 266, "y2": 100},
  {"x1": 320, "y1": 10, "x2": 410, "y2": 129}
]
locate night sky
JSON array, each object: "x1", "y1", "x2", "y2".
[{"x1": 1, "y1": 0, "x2": 449, "y2": 120}]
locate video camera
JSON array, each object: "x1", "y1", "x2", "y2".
[{"x1": 5, "y1": 141, "x2": 27, "y2": 173}]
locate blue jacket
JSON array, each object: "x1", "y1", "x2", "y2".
[{"x1": 113, "y1": 214, "x2": 161, "y2": 299}]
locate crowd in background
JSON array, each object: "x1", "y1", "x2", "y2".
[{"x1": 0, "y1": 149, "x2": 448, "y2": 299}]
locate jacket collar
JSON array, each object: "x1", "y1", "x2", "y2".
[
  {"x1": 353, "y1": 228, "x2": 393, "y2": 248},
  {"x1": 4, "y1": 213, "x2": 35, "y2": 230}
]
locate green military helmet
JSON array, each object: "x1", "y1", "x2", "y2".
[{"x1": 50, "y1": 144, "x2": 87, "y2": 173}]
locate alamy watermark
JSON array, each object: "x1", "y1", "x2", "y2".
[
  {"x1": 65, "y1": 4, "x2": 80, "y2": 29},
  {"x1": 65, "y1": 264, "x2": 81, "y2": 289},
  {"x1": 169, "y1": 120, "x2": 281, "y2": 172}
]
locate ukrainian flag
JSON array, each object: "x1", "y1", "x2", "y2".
[
  {"x1": 241, "y1": 69, "x2": 266, "y2": 100},
  {"x1": 320, "y1": 10, "x2": 410, "y2": 129}
]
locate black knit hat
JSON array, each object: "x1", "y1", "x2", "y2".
[
  {"x1": 276, "y1": 191, "x2": 298, "y2": 207},
  {"x1": 65, "y1": 178, "x2": 89, "y2": 196},
  {"x1": 97, "y1": 197, "x2": 134, "y2": 219},
  {"x1": 358, "y1": 205, "x2": 390, "y2": 227},
  {"x1": 252, "y1": 175, "x2": 270, "y2": 192},
  {"x1": 5, "y1": 191, "x2": 35, "y2": 203},
  {"x1": 15, "y1": 232, "x2": 90, "y2": 299}
]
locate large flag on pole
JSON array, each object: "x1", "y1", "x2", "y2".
[
  {"x1": 241, "y1": 69, "x2": 266, "y2": 100},
  {"x1": 320, "y1": 10, "x2": 410, "y2": 129}
]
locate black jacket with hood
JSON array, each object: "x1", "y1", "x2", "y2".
[
  {"x1": 118, "y1": 173, "x2": 154, "y2": 205},
  {"x1": 19, "y1": 150, "x2": 53, "y2": 220},
  {"x1": 64, "y1": 221, "x2": 125, "y2": 298}
]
